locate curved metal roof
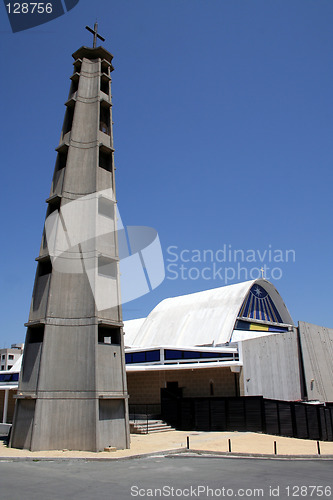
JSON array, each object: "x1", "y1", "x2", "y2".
[
  {"x1": 124, "y1": 279, "x2": 293, "y2": 348},
  {"x1": 123, "y1": 318, "x2": 146, "y2": 348}
]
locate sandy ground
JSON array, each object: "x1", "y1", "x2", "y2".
[{"x1": 1, "y1": 431, "x2": 333, "y2": 460}]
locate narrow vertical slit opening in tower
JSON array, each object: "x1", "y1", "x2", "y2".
[
  {"x1": 56, "y1": 150, "x2": 68, "y2": 171},
  {"x1": 46, "y1": 197, "x2": 61, "y2": 218},
  {"x1": 99, "y1": 149, "x2": 112, "y2": 172},
  {"x1": 70, "y1": 77, "x2": 79, "y2": 96},
  {"x1": 63, "y1": 106, "x2": 75, "y2": 135},
  {"x1": 99, "y1": 103, "x2": 110, "y2": 135},
  {"x1": 73, "y1": 59, "x2": 82, "y2": 73},
  {"x1": 100, "y1": 75, "x2": 110, "y2": 95}
]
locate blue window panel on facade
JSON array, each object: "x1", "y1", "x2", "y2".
[
  {"x1": 183, "y1": 351, "x2": 200, "y2": 359},
  {"x1": 165, "y1": 350, "x2": 181, "y2": 360},
  {"x1": 125, "y1": 350, "x2": 160, "y2": 364},
  {"x1": 146, "y1": 350, "x2": 160, "y2": 362},
  {"x1": 0, "y1": 373, "x2": 19, "y2": 382},
  {"x1": 132, "y1": 352, "x2": 146, "y2": 363}
]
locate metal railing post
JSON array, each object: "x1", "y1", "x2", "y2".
[{"x1": 146, "y1": 404, "x2": 148, "y2": 434}]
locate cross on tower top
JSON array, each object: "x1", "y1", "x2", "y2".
[{"x1": 85, "y1": 22, "x2": 105, "y2": 48}]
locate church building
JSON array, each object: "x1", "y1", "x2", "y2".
[
  {"x1": 1, "y1": 278, "x2": 332, "y2": 436},
  {"x1": 124, "y1": 279, "x2": 301, "y2": 409},
  {"x1": 1, "y1": 24, "x2": 332, "y2": 445}
]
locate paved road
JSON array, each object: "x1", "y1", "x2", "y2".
[{"x1": 0, "y1": 455, "x2": 332, "y2": 500}]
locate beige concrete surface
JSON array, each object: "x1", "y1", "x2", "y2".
[{"x1": 1, "y1": 431, "x2": 333, "y2": 460}]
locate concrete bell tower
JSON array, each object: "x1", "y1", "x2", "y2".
[{"x1": 10, "y1": 25, "x2": 130, "y2": 451}]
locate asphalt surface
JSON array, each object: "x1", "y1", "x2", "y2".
[{"x1": 0, "y1": 455, "x2": 332, "y2": 500}]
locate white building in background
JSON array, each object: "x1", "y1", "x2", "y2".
[
  {"x1": 0, "y1": 354, "x2": 22, "y2": 430},
  {"x1": 0, "y1": 344, "x2": 24, "y2": 372}
]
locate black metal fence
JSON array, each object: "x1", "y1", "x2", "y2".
[
  {"x1": 161, "y1": 390, "x2": 333, "y2": 441},
  {"x1": 129, "y1": 404, "x2": 161, "y2": 422}
]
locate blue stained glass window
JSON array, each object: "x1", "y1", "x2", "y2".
[{"x1": 238, "y1": 285, "x2": 282, "y2": 323}]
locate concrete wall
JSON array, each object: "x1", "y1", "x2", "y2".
[
  {"x1": 37, "y1": 325, "x2": 96, "y2": 392},
  {"x1": 47, "y1": 272, "x2": 97, "y2": 320},
  {"x1": 29, "y1": 274, "x2": 51, "y2": 322},
  {"x1": 50, "y1": 167, "x2": 65, "y2": 197},
  {"x1": 127, "y1": 367, "x2": 237, "y2": 406},
  {"x1": 240, "y1": 330, "x2": 302, "y2": 400},
  {"x1": 19, "y1": 339, "x2": 43, "y2": 393},
  {"x1": 0, "y1": 390, "x2": 17, "y2": 423},
  {"x1": 11, "y1": 395, "x2": 129, "y2": 451},
  {"x1": 98, "y1": 399, "x2": 126, "y2": 450},
  {"x1": 298, "y1": 321, "x2": 333, "y2": 402},
  {"x1": 11, "y1": 399, "x2": 35, "y2": 449},
  {"x1": 97, "y1": 344, "x2": 124, "y2": 393}
]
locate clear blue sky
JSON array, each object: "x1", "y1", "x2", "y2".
[{"x1": 0, "y1": 0, "x2": 332, "y2": 347}]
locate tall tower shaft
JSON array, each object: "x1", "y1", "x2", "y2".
[{"x1": 11, "y1": 43, "x2": 130, "y2": 451}]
